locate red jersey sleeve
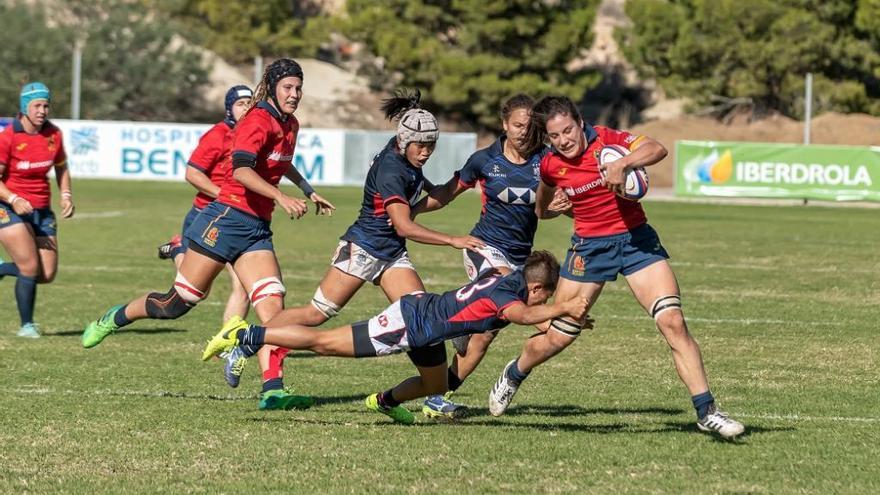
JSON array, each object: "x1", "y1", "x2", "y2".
[
  {"x1": 188, "y1": 124, "x2": 225, "y2": 172},
  {"x1": 0, "y1": 128, "x2": 12, "y2": 166},
  {"x1": 231, "y1": 112, "x2": 269, "y2": 167},
  {"x1": 596, "y1": 126, "x2": 644, "y2": 151},
  {"x1": 538, "y1": 153, "x2": 556, "y2": 187}
]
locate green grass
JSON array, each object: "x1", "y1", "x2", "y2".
[{"x1": 1, "y1": 180, "x2": 878, "y2": 494}]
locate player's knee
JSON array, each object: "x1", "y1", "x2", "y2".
[
  {"x1": 249, "y1": 277, "x2": 286, "y2": 307},
  {"x1": 651, "y1": 295, "x2": 685, "y2": 331},
  {"x1": 310, "y1": 287, "x2": 340, "y2": 322},
  {"x1": 469, "y1": 331, "x2": 497, "y2": 351},
  {"x1": 17, "y1": 260, "x2": 39, "y2": 278},
  {"x1": 145, "y1": 273, "x2": 205, "y2": 319},
  {"x1": 38, "y1": 270, "x2": 56, "y2": 284},
  {"x1": 548, "y1": 317, "x2": 584, "y2": 343}
]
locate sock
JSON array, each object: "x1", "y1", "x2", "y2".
[
  {"x1": 692, "y1": 390, "x2": 715, "y2": 420},
  {"x1": 0, "y1": 262, "x2": 20, "y2": 278},
  {"x1": 113, "y1": 305, "x2": 133, "y2": 327},
  {"x1": 237, "y1": 325, "x2": 266, "y2": 347},
  {"x1": 378, "y1": 389, "x2": 401, "y2": 409},
  {"x1": 261, "y1": 377, "x2": 283, "y2": 394},
  {"x1": 447, "y1": 368, "x2": 464, "y2": 392},
  {"x1": 15, "y1": 275, "x2": 37, "y2": 325},
  {"x1": 505, "y1": 358, "x2": 530, "y2": 385},
  {"x1": 260, "y1": 346, "x2": 290, "y2": 383}
]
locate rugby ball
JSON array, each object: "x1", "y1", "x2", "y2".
[{"x1": 598, "y1": 144, "x2": 649, "y2": 201}]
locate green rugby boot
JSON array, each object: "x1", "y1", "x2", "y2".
[
  {"x1": 258, "y1": 389, "x2": 315, "y2": 411},
  {"x1": 82, "y1": 305, "x2": 124, "y2": 348},
  {"x1": 365, "y1": 393, "x2": 414, "y2": 425},
  {"x1": 202, "y1": 317, "x2": 248, "y2": 361}
]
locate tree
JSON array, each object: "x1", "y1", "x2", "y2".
[
  {"x1": 338, "y1": 0, "x2": 602, "y2": 129},
  {"x1": 619, "y1": 0, "x2": 880, "y2": 118}
]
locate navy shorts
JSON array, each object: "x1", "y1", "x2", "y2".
[
  {"x1": 178, "y1": 206, "x2": 203, "y2": 249},
  {"x1": 184, "y1": 201, "x2": 273, "y2": 264},
  {"x1": 0, "y1": 203, "x2": 57, "y2": 237},
  {"x1": 560, "y1": 223, "x2": 669, "y2": 283}
]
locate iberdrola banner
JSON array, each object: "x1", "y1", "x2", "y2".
[{"x1": 675, "y1": 140, "x2": 880, "y2": 202}]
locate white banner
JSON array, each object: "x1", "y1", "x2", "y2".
[{"x1": 52, "y1": 119, "x2": 346, "y2": 185}]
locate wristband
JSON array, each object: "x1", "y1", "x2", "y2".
[
  {"x1": 296, "y1": 178, "x2": 316, "y2": 198},
  {"x1": 8, "y1": 194, "x2": 20, "y2": 204},
  {"x1": 61, "y1": 190, "x2": 72, "y2": 199}
]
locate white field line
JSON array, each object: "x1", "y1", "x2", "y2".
[
  {"x1": 6, "y1": 387, "x2": 879, "y2": 424},
  {"x1": 70, "y1": 211, "x2": 125, "y2": 219},
  {"x1": 602, "y1": 314, "x2": 849, "y2": 327}
]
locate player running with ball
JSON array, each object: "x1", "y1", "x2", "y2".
[
  {"x1": 202, "y1": 251, "x2": 587, "y2": 424},
  {"x1": 487, "y1": 96, "x2": 745, "y2": 439}
]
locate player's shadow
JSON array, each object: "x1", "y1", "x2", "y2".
[
  {"x1": 492, "y1": 404, "x2": 686, "y2": 418},
  {"x1": 48, "y1": 327, "x2": 187, "y2": 337},
  {"x1": 659, "y1": 421, "x2": 793, "y2": 442}
]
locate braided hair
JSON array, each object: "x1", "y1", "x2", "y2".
[{"x1": 247, "y1": 58, "x2": 304, "y2": 116}]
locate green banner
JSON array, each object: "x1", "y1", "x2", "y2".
[{"x1": 675, "y1": 140, "x2": 880, "y2": 202}]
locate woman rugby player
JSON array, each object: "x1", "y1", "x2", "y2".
[
  {"x1": 202, "y1": 251, "x2": 587, "y2": 424},
  {"x1": 0, "y1": 82, "x2": 74, "y2": 338},
  {"x1": 82, "y1": 59, "x2": 336, "y2": 411},
  {"x1": 486, "y1": 96, "x2": 744, "y2": 439},
  {"x1": 220, "y1": 90, "x2": 485, "y2": 390},
  {"x1": 412, "y1": 94, "x2": 570, "y2": 418}
]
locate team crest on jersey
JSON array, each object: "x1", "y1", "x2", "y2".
[
  {"x1": 570, "y1": 255, "x2": 586, "y2": 277},
  {"x1": 378, "y1": 314, "x2": 389, "y2": 327},
  {"x1": 16, "y1": 142, "x2": 27, "y2": 151},
  {"x1": 204, "y1": 227, "x2": 220, "y2": 247},
  {"x1": 558, "y1": 168, "x2": 567, "y2": 176},
  {"x1": 47, "y1": 136, "x2": 57, "y2": 151},
  {"x1": 0, "y1": 208, "x2": 9, "y2": 224}
]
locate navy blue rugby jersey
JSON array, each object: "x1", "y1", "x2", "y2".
[
  {"x1": 341, "y1": 138, "x2": 425, "y2": 261},
  {"x1": 400, "y1": 270, "x2": 527, "y2": 349},
  {"x1": 456, "y1": 137, "x2": 546, "y2": 265}
]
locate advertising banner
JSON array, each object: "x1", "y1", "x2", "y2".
[
  {"x1": 676, "y1": 140, "x2": 880, "y2": 202},
  {"x1": 51, "y1": 119, "x2": 346, "y2": 185}
]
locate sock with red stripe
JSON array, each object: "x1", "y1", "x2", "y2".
[{"x1": 261, "y1": 346, "x2": 291, "y2": 390}]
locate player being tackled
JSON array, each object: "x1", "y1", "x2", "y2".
[{"x1": 202, "y1": 251, "x2": 588, "y2": 423}]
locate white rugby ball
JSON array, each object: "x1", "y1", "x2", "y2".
[{"x1": 598, "y1": 144, "x2": 649, "y2": 201}]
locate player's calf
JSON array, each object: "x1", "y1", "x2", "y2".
[{"x1": 144, "y1": 273, "x2": 205, "y2": 319}]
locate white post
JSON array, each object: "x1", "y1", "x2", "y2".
[
  {"x1": 254, "y1": 55, "x2": 263, "y2": 86},
  {"x1": 803, "y1": 72, "x2": 812, "y2": 145},
  {"x1": 71, "y1": 40, "x2": 83, "y2": 120}
]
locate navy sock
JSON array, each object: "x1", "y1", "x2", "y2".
[
  {"x1": 240, "y1": 344, "x2": 261, "y2": 358},
  {"x1": 261, "y1": 377, "x2": 283, "y2": 394},
  {"x1": 378, "y1": 389, "x2": 401, "y2": 408},
  {"x1": 14, "y1": 275, "x2": 37, "y2": 325},
  {"x1": 447, "y1": 368, "x2": 464, "y2": 392},
  {"x1": 0, "y1": 262, "x2": 20, "y2": 278},
  {"x1": 692, "y1": 390, "x2": 715, "y2": 420},
  {"x1": 237, "y1": 325, "x2": 266, "y2": 347},
  {"x1": 113, "y1": 305, "x2": 132, "y2": 327},
  {"x1": 505, "y1": 358, "x2": 530, "y2": 385}
]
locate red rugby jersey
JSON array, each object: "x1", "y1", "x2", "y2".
[
  {"x1": 216, "y1": 102, "x2": 298, "y2": 221},
  {"x1": 0, "y1": 119, "x2": 66, "y2": 209},
  {"x1": 187, "y1": 121, "x2": 233, "y2": 209},
  {"x1": 540, "y1": 125, "x2": 647, "y2": 237}
]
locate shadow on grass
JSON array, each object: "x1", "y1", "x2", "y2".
[
  {"x1": 495, "y1": 404, "x2": 686, "y2": 417},
  {"x1": 102, "y1": 389, "x2": 255, "y2": 401},
  {"x1": 661, "y1": 421, "x2": 793, "y2": 443},
  {"x1": 47, "y1": 327, "x2": 187, "y2": 337}
]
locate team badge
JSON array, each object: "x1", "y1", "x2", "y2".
[
  {"x1": 16, "y1": 142, "x2": 27, "y2": 151},
  {"x1": 47, "y1": 136, "x2": 57, "y2": 151},
  {"x1": 378, "y1": 314, "x2": 389, "y2": 327},
  {"x1": 570, "y1": 255, "x2": 586, "y2": 277},
  {"x1": 558, "y1": 168, "x2": 567, "y2": 176},
  {"x1": 0, "y1": 209, "x2": 9, "y2": 224},
  {"x1": 204, "y1": 227, "x2": 220, "y2": 247}
]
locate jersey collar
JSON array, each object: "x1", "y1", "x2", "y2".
[{"x1": 257, "y1": 100, "x2": 287, "y2": 122}]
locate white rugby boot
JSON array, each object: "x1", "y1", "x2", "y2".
[
  {"x1": 488, "y1": 359, "x2": 521, "y2": 416},
  {"x1": 697, "y1": 404, "x2": 745, "y2": 439}
]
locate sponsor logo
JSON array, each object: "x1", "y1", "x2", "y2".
[
  {"x1": 694, "y1": 149, "x2": 873, "y2": 186},
  {"x1": 16, "y1": 160, "x2": 53, "y2": 170},
  {"x1": 204, "y1": 227, "x2": 219, "y2": 247},
  {"x1": 71, "y1": 127, "x2": 99, "y2": 155},
  {"x1": 497, "y1": 186, "x2": 535, "y2": 205},
  {"x1": 0, "y1": 208, "x2": 9, "y2": 224},
  {"x1": 267, "y1": 151, "x2": 294, "y2": 162},
  {"x1": 563, "y1": 177, "x2": 605, "y2": 197}
]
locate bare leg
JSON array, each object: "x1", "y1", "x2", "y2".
[
  {"x1": 266, "y1": 267, "x2": 365, "y2": 327},
  {"x1": 389, "y1": 362, "x2": 449, "y2": 403},
  {"x1": 222, "y1": 264, "x2": 249, "y2": 322},
  {"x1": 626, "y1": 260, "x2": 709, "y2": 395},
  {"x1": 450, "y1": 331, "x2": 497, "y2": 380},
  {"x1": 261, "y1": 324, "x2": 356, "y2": 356},
  {"x1": 35, "y1": 236, "x2": 57, "y2": 283}
]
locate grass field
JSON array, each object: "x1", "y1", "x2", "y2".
[{"x1": 2, "y1": 179, "x2": 879, "y2": 494}]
